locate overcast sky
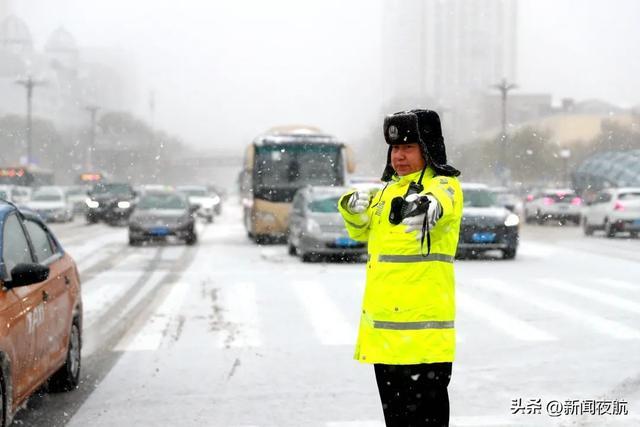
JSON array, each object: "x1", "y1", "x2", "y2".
[{"x1": 9, "y1": 0, "x2": 640, "y2": 152}]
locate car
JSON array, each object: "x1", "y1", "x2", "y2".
[
  {"x1": 128, "y1": 190, "x2": 198, "y2": 245},
  {"x1": 0, "y1": 185, "x2": 31, "y2": 204},
  {"x1": 287, "y1": 185, "x2": 367, "y2": 262},
  {"x1": 0, "y1": 201, "x2": 83, "y2": 424},
  {"x1": 490, "y1": 186, "x2": 525, "y2": 218},
  {"x1": 176, "y1": 185, "x2": 221, "y2": 222},
  {"x1": 85, "y1": 182, "x2": 137, "y2": 225},
  {"x1": 457, "y1": 183, "x2": 520, "y2": 259},
  {"x1": 25, "y1": 186, "x2": 74, "y2": 222},
  {"x1": 523, "y1": 188, "x2": 582, "y2": 225},
  {"x1": 581, "y1": 187, "x2": 640, "y2": 238},
  {"x1": 64, "y1": 185, "x2": 90, "y2": 215}
]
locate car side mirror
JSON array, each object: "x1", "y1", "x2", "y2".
[
  {"x1": 6, "y1": 263, "x2": 49, "y2": 289},
  {"x1": 504, "y1": 204, "x2": 515, "y2": 212},
  {"x1": 189, "y1": 204, "x2": 200, "y2": 213}
]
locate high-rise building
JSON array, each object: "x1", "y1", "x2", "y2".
[
  {"x1": 382, "y1": 0, "x2": 518, "y2": 143},
  {"x1": 0, "y1": 0, "x2": 8, "y2": 21}
]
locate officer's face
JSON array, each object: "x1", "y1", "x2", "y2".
[{"x1": 391, "y1": 143, "x2": 426, "y2": 176}]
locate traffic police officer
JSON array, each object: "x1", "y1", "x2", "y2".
[{"x1": 338, "y1": 110, "x2": 463, "y2": 426}]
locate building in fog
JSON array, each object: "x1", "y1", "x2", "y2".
[
  {"x1": 381, "y1": 0, "x2": 518, "y2": 143},
  {"x1": 0, "y1": 4, "x2": 132, "y2": 167}
]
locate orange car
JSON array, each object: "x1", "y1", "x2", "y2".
[{"x1": 0, "y1": 201, "x2": 82, "y2": 425}]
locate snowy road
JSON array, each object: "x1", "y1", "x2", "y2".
[{"x1": 12, "y1": 202, "x2": 640, "y2": 427}]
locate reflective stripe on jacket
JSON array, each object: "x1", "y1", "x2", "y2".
[{"x1": 338, "y1": 167, "x2": 463, "y2": 364}]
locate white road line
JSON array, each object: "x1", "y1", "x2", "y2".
[
  {"x1": 538, "y1": 278, "x2": 640, "y2": 315},
  {"x1": 115, "y1": 278, "x2": 191, "y2": 351},
  {"x1": 81, "y1": 271, "x2": 148, "y2": 329},
  {"x1": 457, "y1": 290, "x2": 556, "y2": 341},
  {"x1": 292, "y1": 280, "x2": 356, "y2": 346},
  {"x1": 217, "y1": 281, "x2": 262, "y2": 348},
  {"x1": 593, "y1": 277, "x2": 639, "y2": 293},
  {"x1": 473, "y1": 278, "x2": 640, "y2": 340}
]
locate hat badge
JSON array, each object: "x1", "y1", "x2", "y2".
[{"x1": 388, "y1": 125, "x2": 399, "y2": 140}]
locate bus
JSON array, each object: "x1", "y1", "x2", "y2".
[
  {"x1": 240, "y1": 126, "x2": 355, "y2": 243},
  {"x1": 0, "y1": 166, "x2": 54, "y2": 187}
]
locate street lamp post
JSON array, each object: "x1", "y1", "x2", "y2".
[
  {"x1": 491, "y1": 77, "x2": 517, "y2": 185},
  {"x1": 560, "y1": 148, "x2": 571, "y2": 187},
  {"x1": 85, "y1": 105, "x2": 100, "y2": 170},
  {"x1": 15, "y1": 75, "x2": 46, "y2": 166}
]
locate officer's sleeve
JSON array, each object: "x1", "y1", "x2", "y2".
[
  {"x1": 423, "y1": 177, "x2": 458, "y2": 220},
  {"x1": 337, "y1": 191, "x2": 371, "y2": 242}
]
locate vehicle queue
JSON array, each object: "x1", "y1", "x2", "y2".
[{"x1": 0, "y1": 147, "x2": 639, "y2": 423}]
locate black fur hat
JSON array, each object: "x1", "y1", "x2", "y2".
[{"x1": 380, "y1": 109, "x2": 461, "y2": 181}]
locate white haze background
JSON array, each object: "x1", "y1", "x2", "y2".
[{"x1": 12, "y1": 0, "x2": 640, "y2": 151}]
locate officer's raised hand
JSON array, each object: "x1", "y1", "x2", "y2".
[{"x1": 346, "y1": 190, "x2": 371, "y2": 214}]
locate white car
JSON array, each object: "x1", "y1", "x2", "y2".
[
  {"x1": 25, "y1": 186, "x2": 74, "y2": 222},
  {"x1": 176, "y1": 185, "x2": 221, "y2": 223},
  {"x1": 582, "y1": 187, "x2": 640, "y2": 238},
  {"x1": 64, "y1": 185, "x2": 90, "y2": 214},
  {"x1": 524, "y1": 188, "x2": 582, "y2": 225},
  {"x1": 0, "y1": 185, "x2": 31, "y2": 204}
]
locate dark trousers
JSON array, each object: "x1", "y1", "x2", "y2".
[{"x1": 374, "y1": 362, "x2": 452, "y2": 427}]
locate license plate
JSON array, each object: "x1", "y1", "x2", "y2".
[
  {"x1": 471, "y1": 232, "x2": 496, "y2": 243},
  {"x1": 150, "y1": 226, "x2": 169, "y2": 236},
  {"x1": 335, "y1": 237, "x2": 359, "y2": 248},
  {"x1": 559, "y1": 205, "x2": 569, "y2": 210}
]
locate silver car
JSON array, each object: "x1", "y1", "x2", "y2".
[
  {"x1": 128, "y1": 191, "x2": 198, "y2": 245},
  {"x1": 287, "y1": 186, "x2": 366, "y2": 262},
  {"x1": 582, "y1": 187, "x2": 640, "y2": 238},
  {"x1": 524, "y1": 188, "x2": 583, "y2": 225}
]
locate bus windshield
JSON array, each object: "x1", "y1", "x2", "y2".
[{"x1": 254, "y1": 143, "x2": 343, "y2": 189}]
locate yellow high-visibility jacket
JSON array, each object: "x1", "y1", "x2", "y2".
[{"x1": 338, "y1": 168, "x2": 463, "y2": 364}]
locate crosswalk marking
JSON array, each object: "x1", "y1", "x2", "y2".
[
  {"x1": 538, "y1": 278, "x2": 640, "y2": 315},
  {"x1": 473, "y1": 279, "x2": 640, "y2": 339},
  {"x1": 292, "y1": 280, "x2": 356, "y2": 345},
  {"x1": 217, "y1": 281, "x2": 262, "y2": 348},
  {"x1": 593, "y1": 277, "x2": 638, "y2": 293},
  {"x1": 457, "y1": 290, "x2": 556, "y2": 341}
]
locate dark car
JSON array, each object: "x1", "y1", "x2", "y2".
[
  {"x1": 457, "y1": 183, "x2": 520, "y2": 259},
  {"x1": 85, "y1": 182, "x2": 137, "y2": 225},
  {"x1": 128, "y1": 191, "x2": 198, "y2": 245},
  {"x1": 287, "y1": 185, "x2": 366, "y2": 262},
  {"x1": 0, "y1": 202, "x2": 83, "y2": 424}
]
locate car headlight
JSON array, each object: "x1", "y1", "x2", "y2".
[
  {"x1": 86, "y1": 198, "x2": 99, "y2": 208},
  {"x1": 118, "y1": 201, "x2": 131, "y2": 209},
  {"x1": 305, "y1": 219, "x2": 321, "y2": 234},
  {"x1": 211, "y1": 195, "x2": 221, "y2": 205},
  {"x1": 504, "y1": 213, "x2": 520, "y2": 227}
]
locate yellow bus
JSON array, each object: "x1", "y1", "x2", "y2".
[{"x1": 240, "y1": 126, "x2": 355, "y2": 243}]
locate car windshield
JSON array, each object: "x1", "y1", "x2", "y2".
[
  {"x1": 255, "y1": 143, "x2": 343, "y2": 188},
  {"x1": 308, "y1": 196, "x2": 340, "y2": 213},
  {"x1": 137, "y1": 194, "x2": 186, "y2": 210},
  {"x1": 91, "y1": 183, "x2": 133, "y2": 196},
  {"x1": 32, "y1": 191, "x2": 62, "y2": 202},
  {"x1": 618, "y1": 192, "x2": 640, "y2": 200},
  {"x1": 546, "y1": 193, "x2": 576, "y2": 203},
  {"x1": 66, "y1": 187, "x2": 86, "y2": 196},
  {"x1": 464, "y1": 189, "x2": 498, "y2": 208},
  {"x1": 180, "y1": 188, "x2": 208, "y2": 197}
]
